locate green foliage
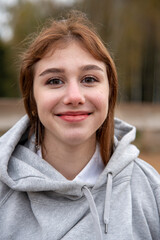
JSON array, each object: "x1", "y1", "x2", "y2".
[
  {"x1": 0, "y1": 40, "x2": 20, "y2": 97},
  {"x1": 0, "y1": 0, "x2": 71, "y2": 98}
]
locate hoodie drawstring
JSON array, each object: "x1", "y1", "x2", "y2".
[
  {"x1": 104, "y1": 172, "x2": 113, "y2": 233},
  {"x1": 82, "y1": 172, "x2": 113, "y2": 239},
  {"x1": 82, "y1": 186, "x2": 103, "y2": 240}
]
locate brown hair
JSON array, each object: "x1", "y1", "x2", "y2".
[{"x1": 19, "y1": 10, "x2": 118, "y2": 165}]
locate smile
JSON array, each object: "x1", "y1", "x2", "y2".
[{"x1": 56, "y1": 112, "x2": 91, "y2": 122}]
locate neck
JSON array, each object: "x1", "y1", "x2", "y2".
[{"x1": 42, "y1": 135, "x2": 96, "y2": 180}]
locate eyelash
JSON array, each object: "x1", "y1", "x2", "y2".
[
  {"x1": 81, "y1": 76, "x2": 98, "y2": 84},
  {"x1": 46, "y1": 78, "x2": 64, "y2": 85},
  {"x1": 45, "y1": 75, "x2": 98, "y2": 86}
]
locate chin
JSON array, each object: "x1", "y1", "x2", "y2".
[{"x1": 63, "y1": 133, "x2": 95, "y2": 147}]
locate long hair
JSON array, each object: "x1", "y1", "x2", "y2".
[{"x1": 19, "y1": 11, "x2": 118, "y2": 165}]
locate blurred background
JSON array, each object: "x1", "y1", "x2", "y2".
[{"x1": 0, "y1": 0, "x2": 160, "y2": 171}]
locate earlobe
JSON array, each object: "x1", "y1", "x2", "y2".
[{"x1": 32, "y1": 110, "x2": 36, "y2": 117}]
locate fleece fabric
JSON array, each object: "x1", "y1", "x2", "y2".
[{"x1": 0, "y1": 115, "x2": 160, "y2": 240}]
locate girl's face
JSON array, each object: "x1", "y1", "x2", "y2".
[{"x1": 33, "y1": 41, "x2": 109, "y2": 147}]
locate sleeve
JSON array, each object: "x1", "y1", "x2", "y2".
[
  {"x1": 154, "y1": 185, "x2": 160, "y2": 216},
  {"x1": 131, "y1": 158, "x2": 160, "y2": 239}
]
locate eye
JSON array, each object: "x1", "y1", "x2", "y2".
[
  {"x1": 46, "y1": 78, "x2": 64, "y2": 85},
  {"x1": 82, "y1": 76, "x2": 98, "y2": 84}
]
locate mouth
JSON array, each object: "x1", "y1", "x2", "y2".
[
  {"x1": 56, "y1": 111, "x2": 92, "y2": 116},
  {"x1": 55, "y1": 111, "x2": 92, "y2": 122}
]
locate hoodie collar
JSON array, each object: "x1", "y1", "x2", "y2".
[
  {"x1": 0, "y1": 115, "x2": 139, "y2": 195},
  {"x1": 0, "y1": 115, "x2": 140, "y2": 238}
]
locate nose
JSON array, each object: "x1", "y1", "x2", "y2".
[{"x1": 63, "y1": 82, "x2": 85, "y2": 106}]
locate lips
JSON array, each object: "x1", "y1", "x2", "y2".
[{"x1": 56, "y1": 111, "x2": 91, "y2": 122}]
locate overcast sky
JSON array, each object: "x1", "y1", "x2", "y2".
[{"x1": 0, "y1": 0, "x2": 76, "y2": 41}]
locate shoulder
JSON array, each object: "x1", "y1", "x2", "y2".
[
  {"x1": 133, "y1": 158, "x2": 160, "y2": 188},
  {"x1": 130, "y1": 158, "x2": 160, "y2": 238},
  {"x1": 0, "y1": 115, "x2": 29, "y2": 143},
  {"x1": 131, "y1": 158, "x2": 160, "y2": 212}
]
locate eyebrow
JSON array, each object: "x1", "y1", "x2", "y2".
[
  {"x1": 80, "y1": 64, "x2": 104, "y2": 72},
  {"x1": 39, "y1": 64, "x2": 104, "y2": 77},
  {"x1": 39, "y1": 68, "x2": 65, "y2": 77}
]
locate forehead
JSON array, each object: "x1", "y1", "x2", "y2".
[{"x1": 34, "y1": 40, "x2": 106, "y2": 74}]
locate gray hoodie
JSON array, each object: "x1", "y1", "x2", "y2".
[{"x1": 0, "y1": 115, "x2": 160, "y2": 240}]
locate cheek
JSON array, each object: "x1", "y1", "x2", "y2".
[
  {"x1": 92, "y1": 89, "x2": 109, "y2": 113},
  {"x1": 36, "y1": 91, "x2": 61, "y2": 114}
]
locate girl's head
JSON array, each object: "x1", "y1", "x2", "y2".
[{"x1": 19, "y1": 11, "x2": 118, "y2": 164}]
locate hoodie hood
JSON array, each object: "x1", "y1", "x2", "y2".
[
  {"x1": 1, "y1": 116, "x2": 160, "y2": 240},
  {"x1": 0, "y1": 115, "x2": 141, "y2": 239},
  {"x1": 0, "y1": 115, "x2": 139, "y2": 196}
]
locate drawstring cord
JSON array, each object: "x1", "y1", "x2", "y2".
[
  {"x1": 82, "y1": 186, "x2": 103, "y2": 240},
  {"x1": 82, "y1": 172, "x2": 113, "y2": 238},
  {"x1": 104, "y1": 172, "x2": 113, "y2": 233}
]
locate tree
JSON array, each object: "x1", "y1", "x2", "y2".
[
  {"x1": 0, "y1": 40, "x2": 19, "y2": 97},
  {"x1": 0, "y1": 0, "x2": 72, "y2": 97},
  {"x1": 0, "y1": 0, "x2": 160, "y2": 102},
  {"x1": 76, "y1": 0, "x2": 160, "y2": 102}
]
